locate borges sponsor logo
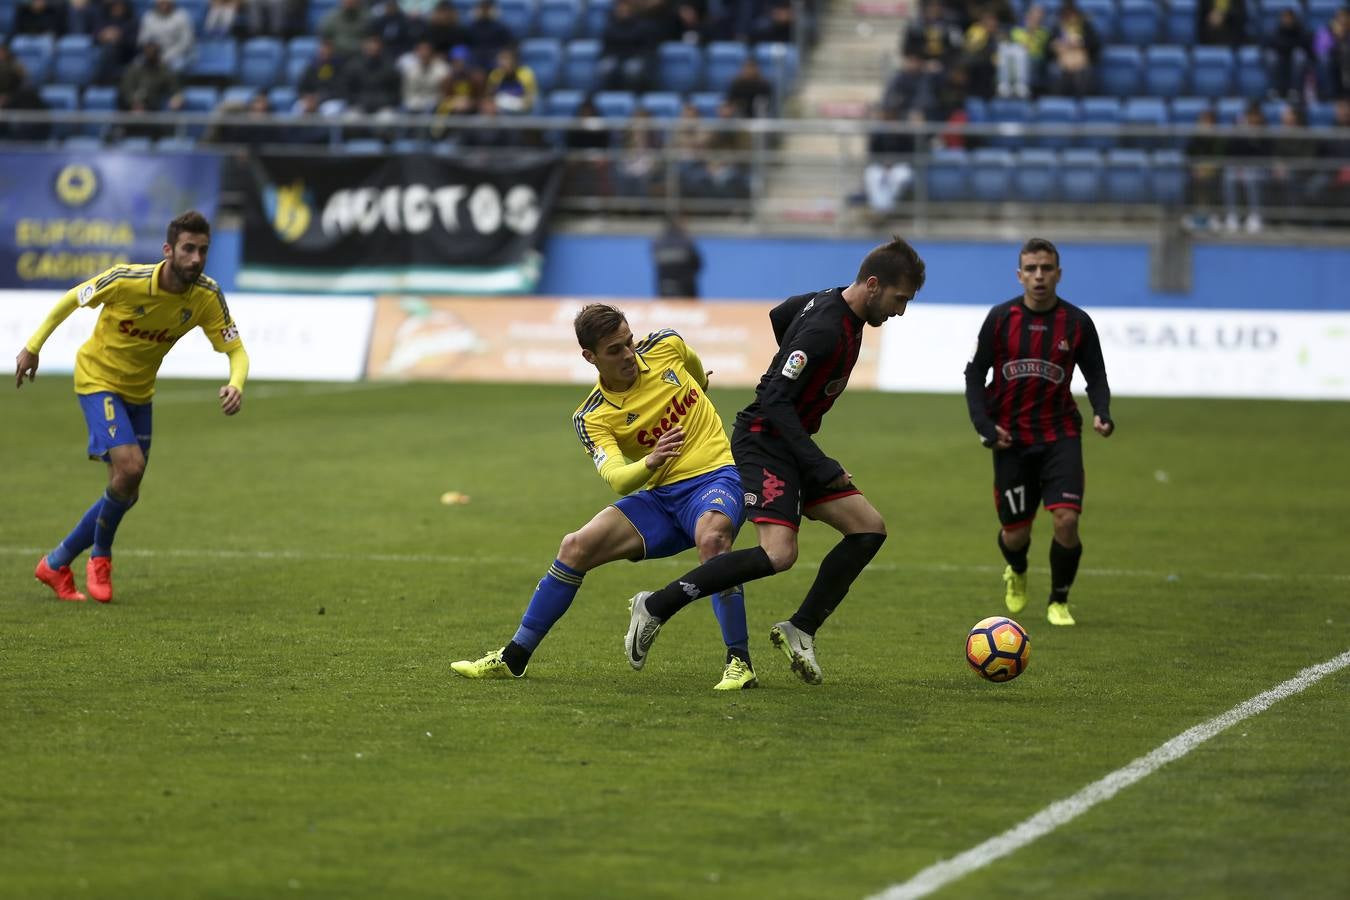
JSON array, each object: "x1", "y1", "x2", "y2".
[
  {"x1": 118, "y1": 320, "x2": 177, "y2": 343},
  {"x1": 636, "y1": 387, "x2": 700, "y2": 447},
  {"x1": 1001, "y1": 359, "x2": 1065, "y2": 382}
]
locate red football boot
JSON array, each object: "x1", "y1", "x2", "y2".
[
  {"x1": 86, "y1": 557, "x2": 114, "y2": 604},
  {"x1": 35, "y1": 556, "x2": 87, "y2": 602}
]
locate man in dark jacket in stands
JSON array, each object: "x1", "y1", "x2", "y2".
[
  {"x1": 342, "y1": 32, "x2": 401, "y2": 115},
  {"x1": 651, "y1": 217, "x2": 703, "y2": 298}
]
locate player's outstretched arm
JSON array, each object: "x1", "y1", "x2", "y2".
[
  {"x1": 220, "y1": 345, "x2": 249, "y2": 415},
  {"x1": 17, "y1": 292, "x2": 83, "y2": 388},
  {"x1": 15, "y1": 348, "x2": 39, "y2": 388}
]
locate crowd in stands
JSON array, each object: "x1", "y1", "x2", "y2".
[{"x1": 861, "y1": 0, "x2": 1350, "y2": 228}]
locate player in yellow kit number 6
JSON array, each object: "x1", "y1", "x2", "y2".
[{"x1": 14, "y1": 210, "x2": 249, "y2": 604}]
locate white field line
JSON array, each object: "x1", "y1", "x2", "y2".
[
  {"x1": 867, "y1": 648, "x2": 1350, "y2": 900},
  {"x1": 2, "y1": 546, "x2": 1349, "y2": 582}
]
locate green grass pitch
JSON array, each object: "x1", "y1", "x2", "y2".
[{"x1": 3, "y1": 377, "x2": 1348, "y2": 899}]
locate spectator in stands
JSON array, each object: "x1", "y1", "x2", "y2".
[
  {"x1": 205, "y1": 89, "x2": 275, "y2": 145},
  {"x1": 0, "y1": 46, "x2": 27, "y2": 102},
  {"x1": 93, "y1": 0, "x2": 141, "y2": 85},
  {"x1": 246, "y1": 0, "x2": 302, "y2": 37},
  {"x1": 704, "y1": 99, "x2": 752, "y2": 198},
  {"x1": 670, "y1": 0, "x2": 706, "y2": 45},
  {"x1": 460, "y1": 95, "x2": 534, "y2": 148},
  {"x1": 398, "y1": 38, "x2": 450, "y2": 111},
  {"x1": 652, "y1": 216, "x2": 702, "y2": 297},
  {"x1": 902, "y1": 1, "x2": 962, "y2": 77},
  {"x1": 485, "y1": 44, "x2": 537, "y2": 114},
  {"x1": 13, "y1": 0, "x2": 65, "y2": 36},
  {"x1": 1267, "y1": 9, "x2": 1312, "y2": 101},
  {"x1": 1313, "y1": 8, "x2": 1350, "y2": 99},
  {"x1": 342, "y1": 33, "x2": 402, "y2": 115},
  {"x1": 138, "y1": 0, "x2": 195, "y2": 72},
  {"x1": 467, "y1": 0, "x2": 516, "y2": 72},
  {"x1": 434, "y1": 45, "x2": 483, "y2": 116},
  {"x1": 1222, "y1": 100, "x2": 1270, "y2": 232},
  {"x1": 299, "y1": 37, "x2": 346, "y2": 102},
  {"x1": 1000, "y1": 3, "x2": 1048, "y2": 99},
  {"x1": 1050, "y1": 0, "x2": 1099, "y2": 99},
  {"x1": 962, "y1": 8, "x2": 1003, "y2": 100},
  {"x1": 726, "y1": 57, "x2": 773, "y2": 117},
  {"x1": 672, "y1": 100, "x2": 712, "y2": 194},
  {"x1": 1270, "y1": 104, "x2": 1319, "y2": 215},
  {"x1": 372, "y1": 0, "x2": 417, "y2": 59},
  {"x1": 321, "y1": 0, "x2": 371, "y2": 59},
  {"x1": 65, "y1": 0, "x2": 101, "y2": 36},
  {"x1": 750, "y1": 0, "x2": 796, "y2": 44},
  {"x1": 883, "y1": 53, "x2": 935, "y2": 118},
  {"x1": 600, "y1": 0, "x2": 659, "y2": 93},
  {"x1": 420, "y1": 1, "x2": 470, "y2": 54},
  {"x1": 203, "y1": 0, "x2": 250, "y2": 40},
  {"x1": 1305, "y1": 97, "x2": 1350, "y2": 212},
  {"x1": 615, "y1": 105, "x2": 662, "y2": 197},
  {"x1": 863, "y1": 105, "x2": 922, "y2": 214},
  {"x1": 0, "y1": 48, "x2": 49, "y2": 141},
  {"x1": 563, "y1": 96, "x2": 613, "y2": 198},
  {"x1": 1198, "y1": 0, "x2": 1247, "y2": 48},
  {"x1": 1183, "y1": 108, "x2": 1226, "y2": 231},
  {"x1": 117, "y1": 41, "x2": 183, "y2": 137},
  {"x1": 289, "y1": 90, "x2": 339, "y2": 141},
  {"x1": 933, "y1": 61, "x2": 972, "y2": 135}
]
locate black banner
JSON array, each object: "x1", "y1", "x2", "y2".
[{"x1": 239, "y1": 151, "x2": 564, "y2": 294}]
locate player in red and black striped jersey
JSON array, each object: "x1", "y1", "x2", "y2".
[
  {"x1": 964, "y1": 237, "x2": 1114, "y2": 627},
  {"x1": 623, "y1": 238, "x2": 927, "y2": 685}
]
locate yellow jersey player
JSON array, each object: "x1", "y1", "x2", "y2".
[
  {"x1": 14, "y1": 210, "x2": 249, "y2": 604},
  {"x1": 451, "y1": 304, "x2": 756, "y2": 690}
]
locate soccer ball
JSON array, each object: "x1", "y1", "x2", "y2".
[{"x1": 965, "y1": 616, "x2": 1031, "y2": 682}]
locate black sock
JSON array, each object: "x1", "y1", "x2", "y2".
[
  {"x1": 998, "y1": 530, "x2": 1029, "y2": 574},
  {"x1": 726, "y1": 646, "x2": 751, "y2": 666},
  {"x1": 789, "y1": 532, "x2": 887, "y2": 635},
  {"x1": 1048, "y1": 539, "x2": 1082, "y2": 605},
  {"x1": 501, "y1": 640, "x2": 531, "y2": 676},
  {"x1": 646, "y1": 547, "x2": 776, "y2": 619}
]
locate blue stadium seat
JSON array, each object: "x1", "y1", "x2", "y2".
[
  {"x1": 181, "y1": 86, "x2": 220, "y2": 137},
  {"x1": 1104, "y1": 148, "x2": 1151, "y2": 203},
  {"x1": 81, "y1": 85, "x2": 118, "y2": 136},
  {"x1": 704, "y1": 42, "x2": 748, "y2": 93},
  {"x1": 156, "y1": 136, "x2": 198, "y2": 152},
  {"x1": 970, "y1": 148, "x2": 1015, "y2": 201},
  {"x1": 657, "y1": 42, "x2": 703, "y2": 93},
  {"x1": 10, "y1": 34, "x2": 54, "y2": 86},
  {"x1": 222, "y1": 85, "x2": 258, "y2": 107},
  {"x1": 1170, "y1": 96, "x2": 1211, "y2": 124},
  {"x1": 1060, "y1": 148, "x2": 1104, "y2": 202},
  {"x1": 1034, "y1": 96, "x2": 1079, "y2": 149},
  {"x1": 287, "y1": 35, "x2": 320, "y2": 73},
  {"x1": 118, "y1": 136, "x2": 153, "y2": 150},
  {"x1": 546, "y1": 88, "x2": 584, "y2": 117},
  {"x1": 639, "y1": 91, "x2": 682, "y2": 119},
  {"x1": 563, "y1": 38, "x2": 601, "y2": 91},
  {"x1": 1307, "y1": 101, "x2": 1335, "y2": 127},
  {"x1": 755, "y1": 42, "x2": 799, "y2": 97},
  {"x1": 520, "y1": 38, "x2": 563, "y2": 92},
  {"x1": 307, "y1": 0, "x2": 338, "y2": 30},
  {"x1": 268, "y1": 85, "x2": 298, "y2": 111},
  {"x1": 536, "y1": 0, "x2": 581, "y2": 40},
  {"x1": 63, "y1": 135, "x2": 103, "y2": 149},
  {"x1": 342, "y1": 139, "x2": 386, "y2": 153},
  {"x1": 1260, "y1": 98, "x2": 1287, "y2": 124},
  {"x1": 1099, "y1": 46, "x2": 1143, "y2": 97},
  {"x1": 497, "y1": 0, "x2": 535, "y2": 38},
  {"x1": 593, "y1": 90, "x2": 636, "y2": 118},
  {"x1": 54, "y1": 34, "x2": 97, "y2": 87},
  {"x1": 1144, "y1": 45, "x2": 1189, "y2": 97},
  {"x1": 1191, "y1": 46, "x2": 1234, "y2": 98},
  {"x1": 1080, "y1": 96, "x2": 1121, "y2": 149},
  {"x1": 240, "y1": 37, "x2": 285, "y2": 89},
  {"x1": 391, "y1": 138, "x2": 429, "y2": 153},
  {"x1": 0, "y1": 0, "x2": 15, "y2": 32},
  {"x1": 1118, "y1": 0, "x2": 1161, "y2": 45},
  {"x1": 689, "y1": 91, "x2": 722, "y2": 118},
  {"x1": 1122, "y1": 97, "x2": 1168, "y2": 148},
  {"x1": 1307, "y1": 0, "x2": 1343, "y2": 30},
  {"x1": 988, "y1": 97, "x2": 1031, "y2": 148},
  {"x1": 1151, "y1": 149, "x2": 1187, "y2": 205},
  {"x1": 39, "y1": 84, "x2": 78, "y2": 137},
  {"x1": 585, "y1": 0, "x2": 612, "y2": 37},
  {"x1": 1165, "y1": 0, "x2": 1197, "y2": 44},
  {"x1": 1013, "y1": 149, "x2": 1059, "y2": 201},
  {"x1": 1236, "y1": 46, "x2": 1270, "y2": 99},
  {"x1": 963, "y1": 96, "x2": 988, "y2": 125},
  {"x1": 1216, "y1": 96, "x2": 1248, "y2": 124},
  {"x1": 1078, "y1": 0, "x2": 1118, "y2": 42},
  {"x1": 925, "y1": 148, "x2": 969, "y2": 202},
  {"x1": 1257, "y1": 0, "x2": 1301, "y2": 39},
  {"x1": 190, "y1": 38, "x2": 240, "y2": 81},
  {"x1": 176, "y1": 0, "x2": 209, "y2": 29}
]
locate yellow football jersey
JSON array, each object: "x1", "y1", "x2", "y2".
[
  {"x1": 66, "y1": 262, "x2": 243, "y2": 403},
  {"x1": 572, "y1": 329, "x2": 735, "y2": 494}
]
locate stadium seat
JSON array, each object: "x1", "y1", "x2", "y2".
[
  {"x1": 1190, "y1": 46, "x2": 1234, "y2": 98},
  {"x1": 0, "y1": 0, "x2": 14, "y2": 32},
  {"x1": 1059, "y1": 148, "x2": 1104, "y2": 202},
  {"x1": 585, "y1": 0, "x2": 612, "y2": 37},
  {"x1": 546, "y1": 88, "x2": 584, "y2": 117},
  {"x1": 54, "y1": 34, "x2": 97, "y2": 87},
  {"x1": 1169, "y1": 96, "x2": 1211, "y2": 125},
  {"x1": 39, "y1": 84, "x2": 78, "y2": 137},
  {"x1": 704, "y1": 42, "x2": 748, "y2": 93},
  {"x1": 1216, "y1": 96, "x2": 1248, "y2": 124},
  {"x1": 156, "y1": 136, "x2": 198, "y2": 151},
  {"x1": 1144, "y1": 45, "x2": 1189, "y2": 97},
  {"x1": 341, "y1": 139, "x2": 386, "y2": 153},
  {"x1": 520, "y1": 38, "x2": 563, "y2": 92},
  {"x1": 536, "y1": 0, "x2": 581, "y2": 40},
  {"x1": 1236, "y1": 46, "x2": 1270, "y2": 99},
  {"x1": 1118, "y1": 0, "x2": 1161, "y2": 45},
  {"x1": 181, "y1": 85, "x2": 220, "y2": 136},
  {"x1": 657, "y1": 42, "x2": 703, "y2": 94},
  {"x1": 563, "y1": 39, "x2": 601, "y2": 91},
  {"x1": 1307, "y1": 0, "x2": 1343, "y2": 30},
  {"x1": 391, "y1": 138, "x2": 428, "y2": 153},
  {"x1": 963, "y1": 96, "x2": 988, "y2": 125},
  {"x1": 1165, "y1": 0, "x2": 1197, "y2": 44},
  {"x1": 268, "y1": 85, "x2": 298, "y2": 111},
  {"x1": 1013, "y1": 148, "x2": 1059, "y2": 201},
  {"x1": 79, "y1": 85, "x2": 118, "y2": 137},
  {"x1": 970, "y1": 148, "x2": 1015, "y2": 202},
  {"x1": 118, "y1": 136, "x2": 153, "y2": 150},
  {"x1": 1150, "y1": 149, "x2": 1187, "y2": 205},
  {"x1": 1104, "y1": 148, "x2": 1151, "y2": 203},
  {"x1": 222, "y1": 84, "x2": 258, "y2": 107},
  {"x1": 240, "y1": 37, "x2": 285, "y2": 89},
  {"x1": 189, "y1": 38, "x2": 240, "y2": 81},
  {"x1": 1078, "y1": 0, "x2": 1118, "y2": 41},
  {"x1": 176, "y1": 0, "x2": 209, "y2": 29},
  {"x1": 639, "y1": 91, "x2": 682, "y2": 119},
  {"x1": 63, "y1": 135, "x2": 103, "y2": 149},
  {"x1": 10, "y1": 35, "x2": 54, "y2": 86},
  {"x1": 286, "y1": 36, "x2": 319, "y2": 80},
  {"x1": 1034, "y1": 96, "x2": 1079, "y2": 149},
  {"x1": 1079, "y1": 96, "x2": 1121, "y2": 149},
  {"x1": 1257, "y1": 0, "x2": 1300, "y2": 39},
  {"x1": 1099, "y1": 46, "x2": 1144, "y2": 97},
  {"x1": 593, "y1": 90, "x2": 636, "y2": 118},
  {"x1": 497, "y1": 0, "x2": 535, "y2": 38},
  {"x1": 925, "y1": 148, "x2": 969, "y2": 202},
  {"x1": 1122, "y1": 97, "x2": 1168, "y2": 148},
  {"x1": 1307, "y1": 101, "x2": 1335, "y2": 127},
  {"x1": 306, "y1": 0, "x2": 337, "y2": 29},
  {"x1": 755, "y1": 42, "x2": 799, "y2": 97},
  {"x1": 689, "y1": 91, "x2": 723, "y2": 118},
  {"x1": 988, "y1": 97, "x2": 1031, "y2": 148}
]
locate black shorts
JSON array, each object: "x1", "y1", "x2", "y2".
[
  {"x1": 733, "y1": 430, "x2": 860, "y2": 530},
  {"x1": 992, "y1": 438, "x2": 1084, "y2": 529}
]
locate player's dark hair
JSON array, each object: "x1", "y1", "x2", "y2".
[
  {"x1": 574, "y1": 303, "x2": 628, "y2": 350},
  {"x1": 856, "y1": 236, "x2": 926, "y2": 292},
  {"x1": 1019, "y1": 237, "x2": 1060, "y2": 267},
  {"x1": 166, "y1": 210, "x2": 211, "y2": 247}
]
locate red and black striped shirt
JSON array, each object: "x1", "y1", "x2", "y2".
[{"x1": 964, "y1": 295, "x2": 1112, "y2": 447}]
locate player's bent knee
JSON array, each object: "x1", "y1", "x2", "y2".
[{"x1": 557, "y1": 530, "x2": 597, "y2": 570}]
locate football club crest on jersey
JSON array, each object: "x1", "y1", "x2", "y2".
[
  {"x1": 133, "y1": 305, "x2": 145, "y2": 316},
  {"x1": 180, "y1": 308, "x2": 191, "y2": 324},
  {"x1": 625, "y1": 412, "x2": 639, "y2": 425},
  {"x1": 662, "y1": 369, "x2": 681, "y2": 387},
  {"x1": 782, "y1": 350, "x2": 808, "y2": 380},
  {"x1": 1057, "y1": 339, "x2": 1070, "y2": 352}
]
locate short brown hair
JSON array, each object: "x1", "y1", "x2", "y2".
[
  {"x1": 1019, "y1": 237, "x2": 1060, "y2": 266},
  {"x1": 856, "y1": 236, "x2": 926, "y2": 292},
  {"x1": 166, "y1": 210, "x2": 211, "y2": 247},
  {"x1": 574, "y1": 303, "x2": 628, "y2": 351}
]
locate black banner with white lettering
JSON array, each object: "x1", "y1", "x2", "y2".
[{"x1": 239, "y1": 151, "x2": 563, "y2": 294}]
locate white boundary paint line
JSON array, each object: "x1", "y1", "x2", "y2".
[
  {"x1": 866, "y1": 648, "x2": 1350, "y2": 900},
  {"x1": 2, "y1": 546, "x2": 1349, "y2": 582}
]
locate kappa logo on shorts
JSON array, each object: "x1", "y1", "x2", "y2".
[
  {"x1": 761, "y1": 469, "x2": 786, "y2": 504},
  {"x1": 625, "y1": 412, "x2": 639, "y2": 425},
  {"x1": 782, "y1": 350, "x2": 808, "y2": 380}
]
